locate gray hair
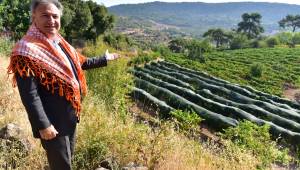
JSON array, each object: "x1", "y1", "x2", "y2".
[{"x1": 30, "y1": 0, "x2": 63, "y2": 22}]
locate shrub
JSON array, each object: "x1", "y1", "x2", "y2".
[
  {"x1": 103, "y1": 33, "x2": 134, "y2": 51},
  {"x1": 152, "y1": 45, "x2": 172, "y2": 58},
  {"x1": 128, "y1": 52, "x2": 159, "y2": 66},
  {"x1": 250, "y1": 63, "x2": 264, "y2": 77},
  {"x1": 170, "y1": 110, "x2": 202, "y2": 135},
  {"x1": 230, "y1": 34, "x2": 249, "y2": 49},
  {"x1": 221, "y1": 121, "x2": 291, "y2": 168},
  {"x1": 275, "y1": 32, "x2": 293, "y2": 45},
  {"x1": 292, "y1": 33, "x2": 300, "y2": 45},
  {"x1": 266, "y1": 37, "x2": 279, "y2": 48}
]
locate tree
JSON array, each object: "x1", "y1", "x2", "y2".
[
  {"x1": 0, "y1": 0, "x2": 31, "y2": 40},
  {"x1": 168, "y1": 38, "x2": 189, "y2": 53},
  {"x1": 278, "y1": 15, "x2": 300, "y2": 32},
  {"x1": 203, "y1": 28, "x2": 232, "y2": 48},
  {"x1": 62, "y1": 0, "x2": 114, "y2": 42},
  {"x1": 87, "y1": 1, "x2": 114, "y2": 34},
  {"x1": 237, "y1": 13, "x2": 264, "y2": 39}
]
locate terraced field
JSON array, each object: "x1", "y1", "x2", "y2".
[{"x1": 132, "y1": 61, "x2": 300, "y2": 142}]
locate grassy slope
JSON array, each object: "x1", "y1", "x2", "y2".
[
  {"x1": 2, "y1": 38, "x2": 289, "y2": 169},
  {"x1": 166, "y1": 48, "x2": 300, "y2": 96}
]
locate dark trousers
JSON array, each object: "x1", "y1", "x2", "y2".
[{"x1": 41, "y1": 130, "x2": 76, "y2": 170}]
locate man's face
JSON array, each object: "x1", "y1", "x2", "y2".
[{"x1": 32, "y1": 3, "x2": 61, "y2": 39}]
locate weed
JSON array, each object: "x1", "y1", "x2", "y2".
[
  {"x1": 221, "y1": 121, "x2": 291, "y2": 169},
  {"x1": 169, "y1": 109, "x2": 202, "y2": 136}
]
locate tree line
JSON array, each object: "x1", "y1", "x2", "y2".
[
  {"x1": 0, "y1": 0, "x2": 114, "y2": 42},
  {"x1": 198, "y1": 13, "x2": 300, "y2": 50}
]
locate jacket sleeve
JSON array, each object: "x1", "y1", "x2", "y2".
[
  {"x1": 16, "y1": 74, "x2": 51, "y2": 130},
  {"x1": 81, "y1": 56, "x2": 107, "y2": 70}
]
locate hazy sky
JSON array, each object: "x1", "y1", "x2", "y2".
[{"x1": 95, "y1": 0, "x2": 300, "y2": 7}]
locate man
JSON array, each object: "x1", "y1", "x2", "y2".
[{"x1": 7, "y1": 0, "x2": 118, "y2": 169}]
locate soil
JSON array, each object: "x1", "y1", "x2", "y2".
[{"x1": 282, "y1": 83, "x2": 300, "y2": 103}]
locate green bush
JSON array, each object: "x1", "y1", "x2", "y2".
[
  {"x1": 292, "y1": 33, "x2": 300, "y2": 45},
  {"x1": 128, "y1": 52, "x2": 159, "y2": 66},
  {"x1": 250, "y1": 63, "x2": 264, "y2": 77},
  {"x1": 230, "y1": 34, "x2": 249, "y2": 49},
  {"x1": 221, "y1": 121, "x2": 291, "y2": 168},
  {"x1": 170, "y1": 110, "x2": 202, "y2": 135},
  {"x1": 152, "y1": 45, "x2": 172, "y2": 58},
  {"x1": 266, "y1": 37, "x2": 279, "y2": 48},
  {"x1": 275, "y1": 32, "x2": 293, "y2": 45},
  {"x1": 103, "y1": 33, "x2": 135, "y2": 51}
]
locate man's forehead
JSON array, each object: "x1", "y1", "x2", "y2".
[{"x1": 35, "y1": 3, "x2": 60, "y2": 14}]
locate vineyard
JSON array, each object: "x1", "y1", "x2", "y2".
[{"x1": 132, "y1": 60, "x2": 300, "y2": 142}]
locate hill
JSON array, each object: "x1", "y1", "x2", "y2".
[{"x1": 109, "y1": 1, "x2": 300, "y2": 37}]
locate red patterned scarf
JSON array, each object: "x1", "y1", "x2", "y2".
[{"x1": 7, "y1": 25, "x2": 87, "y2": 116}]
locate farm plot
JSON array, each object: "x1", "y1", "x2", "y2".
[{"x1": 132, "y1": 61, "x2": 300, "y2": 141}]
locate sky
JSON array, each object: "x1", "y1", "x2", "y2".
[{"x1": 95, "y1": 0, "x2": 300, "y2": 7}]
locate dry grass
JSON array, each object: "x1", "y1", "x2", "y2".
[
  {"x1": 0, "y1": 55, "x2": 47, "y2": 169},
  {"x1": 77, "y1": 95, "x2": 260, "y2": 170}
]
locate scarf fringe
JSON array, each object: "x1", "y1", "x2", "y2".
[{"x1": 8, "y1": 56, "x2": 81, "y2": 116}]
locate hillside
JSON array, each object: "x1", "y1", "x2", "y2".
[{"x1": 109, "y1": 1, "x2": 300, "y2": 37}]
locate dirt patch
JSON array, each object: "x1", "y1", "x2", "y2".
[{"x1": 282, "y1": 83, "x2": 300, "y2": 103}]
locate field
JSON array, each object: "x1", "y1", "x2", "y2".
[
  {"x1": 165, "y1": 48, "x2": 300, "y2": 97},
  {"x1": 132, "y1": 60, "x2": 300, "y2": 142}
]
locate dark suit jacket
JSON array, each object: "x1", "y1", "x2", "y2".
[{"x1": 16, "y1": 54, "x2": 107, "y2": 138}]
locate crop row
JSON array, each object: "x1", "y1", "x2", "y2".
[{"x1": 132, "y1": 61, "x2": 300, "y2": 141}]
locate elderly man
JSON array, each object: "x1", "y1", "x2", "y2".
[{"x1": 7, "y1": 0, "x2": 118, "y2": 169}]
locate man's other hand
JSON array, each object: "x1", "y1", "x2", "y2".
[{"x1": 39, "y1": 125, "x2": 58, "y2": 140}]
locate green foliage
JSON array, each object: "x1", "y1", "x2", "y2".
[
  {"x1": 221, "y1": 121, "x2": 291, "y2": 168},
  {"x1": 250, "y1": 63, "x2": 264, "y2": 78},
  {"x1": 73, "y1": 138, "x2": 108, "y2": 170},
  {"x1": 86, "y1": 58, "x2": 132, "y2": 112},
  {"x1": 74, "y1": 2, "x2": 93, "y2": 33},
  {"x1": 0, "y1": 0, "x2": 31, "y2": 40},
  {"x1": 153, "y1": 45, "x2": 173, "y2": 58},
  {"x1": 128, "y1": 52, "x2": 159, "y2": 66},
  {"x1": 203, "y1": 28, "x2": 233, "y2": 48},
  {"x1": 0, "y1": 36, "x2": 13, "y2": 56},
  {"x1": 230, "y1": 34, "x2": 249, "y2": 49},
  {"x1": 279, "y1": 14, "x2": 300, "y2": 32},
  {"x1": 275, "y1": 32, "x2": 293, "y2": 45},
  {"x1": 237, "y1": 13, "x2": 264, "y2": 39},
  {"x1": 291, "y1": 32, "x2": 300, "y2": 45},
  {"x1": 165, "y1": 48, "x2": 300, "y2": 96},
  {"x1": 266, "y1": 37, "x2": 279, "y2": 48},
  {"x1": 168, "y1": 38, "x2": 189, "y2": 53},
  {"x1": 103, "y1": 33, "x2": 134, "y2": 50},
  {"x1": 170, "y1": 110, "x2": 202, "y2": 135},
  {"x1": 88, "y1": 2, "x2": 114, "y2": 39},
  {"x1": 187, "y1": 40, "x2": 206, "y2": 62},
  {"x1": 168, "y1": 38, "x2": 213, "y2": 59}
]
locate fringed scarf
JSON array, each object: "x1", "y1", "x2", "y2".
[{"x1": 7, "y1": 25, "x2": 87, "y2": 117}]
